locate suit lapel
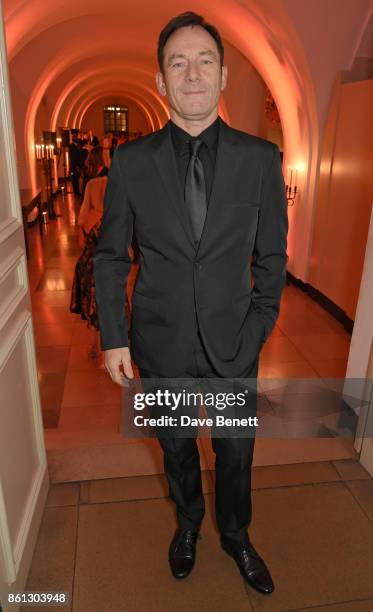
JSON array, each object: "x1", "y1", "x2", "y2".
[
  {"x1": 149, "y1": 118, "x2": 239, "y2": 255},
  {"x1": 150, "y1": 121, "x2": 195, "y2": 249},
  {"x1": 196, "y1": 118, "x2": 238, "y2": 257}
]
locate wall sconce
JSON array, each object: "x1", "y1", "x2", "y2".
[{"x1": 286, "y1": 163, "x2": 304, "y2": 206}]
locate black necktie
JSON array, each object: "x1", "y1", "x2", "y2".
[{"x1": 185, "y1": 138, "x2": 207, "y2": 244}]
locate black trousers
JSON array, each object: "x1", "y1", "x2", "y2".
[{"x1": 139, "y1": 331, "x2": 258, "y2": 546}]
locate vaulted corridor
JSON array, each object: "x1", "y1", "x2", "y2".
[{"x1": 1, "y1": 2, "x2": 373, "y2": 608}]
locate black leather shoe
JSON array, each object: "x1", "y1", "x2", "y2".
[
  {"x1": 169, "y1": 528, "x2": 200, "y2": 579},
  {"x1": 221, "y1": 538, "x2": 274, "y2": 594}
]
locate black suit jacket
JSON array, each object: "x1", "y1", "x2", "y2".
[{"x1": 93, "y1": 117, "x2": 288, "y2": 377}]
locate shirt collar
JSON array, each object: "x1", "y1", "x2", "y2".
[{"x1": 170, "y1": 116, "x2": 220, "y2": 156}]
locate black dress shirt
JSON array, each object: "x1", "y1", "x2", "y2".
[{"x1": 170, "y1": 116, "x2": 220, "y2": 203}]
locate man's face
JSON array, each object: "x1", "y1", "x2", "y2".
[{"x1": 156, "y1": 25, "x2": 227, "y2": 122}]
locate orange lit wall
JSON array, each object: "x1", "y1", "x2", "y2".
[{"x1": 309, "y1": 78, "x2": 373, "y2": 320}]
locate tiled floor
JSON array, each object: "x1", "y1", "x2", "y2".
[
  {"x1": 21, "y1": 192, "x2": 373, "y2": 611},
  {"x1": 22, "y1": 460, "x2": 373, "y2": 611}
]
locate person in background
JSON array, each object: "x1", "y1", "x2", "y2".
[
  {"x1": 102, "y1": 132, "x2": 112, "y2": 168},
  {"x1": 69, "y1": 137, "x2": 83, "y2": 196},
  {"x1": 87, "y1": 129, "x2": 94, "y2": 145},
  {"x1": 82, "y1": 143, "x2": 108, "y2": 198},
  {"x1": 70, "y1": 146, "x2": 108, "y2": 357},
  {"x1": 82, "y1": 138, "x2": 93, "y2": 153},
  {"x1": 117, "y1": 132, "x2": 128, "y2": 146},
  {"x1": 85, "y1": 145, "x2": 109, "y2": 181},
  {"x1": 110, "y1": 135, "x2": 118, "y2": 159}
]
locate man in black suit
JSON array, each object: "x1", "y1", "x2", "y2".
[{"x1": 93, "y1": 11, "x2": 288, "y2": 595}]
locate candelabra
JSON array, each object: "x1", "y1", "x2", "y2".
[
  {"x1": 285, "y1": 184, "x2": 298, "y2": 206},
  {"x1": 35, "y1": 142, "x2": 61, "y2": 220},
  {"x1": 285, "y1": 167, "x2": 300, "y2": 206}
]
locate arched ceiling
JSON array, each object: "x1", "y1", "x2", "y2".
[
  {"x1": 4, "y1": 0, "x2": 323, "y2": 278},
  {"x1": 5, "y1": 0, "x2": 317, "y2": 155},
  {"x1": 76, "y1": 91, "x2": 157, "y2": 133},
  {"x1": 51, "y1": 64, "x2": 169, "y2": 129}
]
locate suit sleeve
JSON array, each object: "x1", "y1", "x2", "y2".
[
  {"x1": 93, "y1": 150, "x2": 134, "y2": 350},
  {"x1": 250, "y1": 144, "x2": 288, "y2": 342}
]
